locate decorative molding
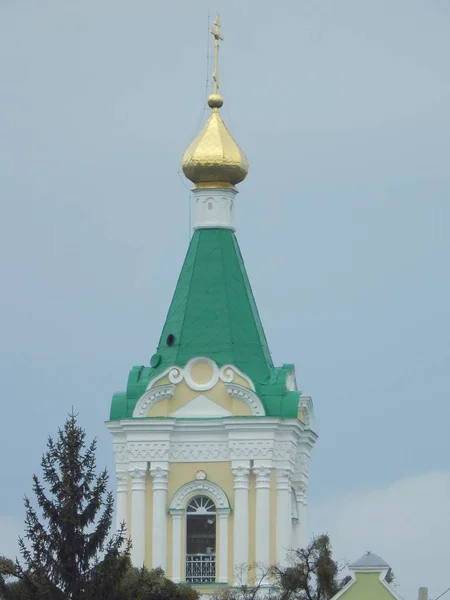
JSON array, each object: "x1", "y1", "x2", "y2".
[
  {"x1": 274, "y1": 441, "x2": 296, "y2": 464},
  {"x1": 220, "y1": 364, "x2": 255, "y2": 391},
  {"x1": 193, "y1": 187, "x2": 237, "y2": 231},
  {"x1": 232, "y1": 465, "x2": 251, "y2": 489},
  {"x1": 230, "y1": 440, "x2": 273, "y2": 459},
  {"x1": 286, "y1": 368, "x2": 297, "y2": 392},
  {"x1": 115, "y1": 470, "x2": 128, "y2": 493},
  {"x1": 298, "y1": 396, "x2": 315, "y2": 430},
  {"x1": 129, "y1": 467, "x2": 147, "y2": 490},
  {"x1": 169, "y1": 357, "x2": 220, "y2": 391},
  {"x1": 169, "y1": 480, "x2": 231, "y2": 512},
  {"x1": 145, "y1": 357, "x2": 255, "y2": 394},
  {"x1": 276, "y1": 468, "x2": 293, "y2": 490},
  {"x1": 253, "y1": 465, "x2": 271, "y2": 488},
  {"x1": 150, "y1": 466, "x2": 169, "y2": 490},
  {"x1": 225, "y1": 384, "x2": 265, "y2": 416},
  {"x1": 114, "y1": 444, "x2": 128, "y2": 462},
  {"x1": 170, "y1": 441, "x2": 229, "y2": 461},
  {"x1": 128, "y1": 442, "x2": 170, "y2": 461},
  {"x1": 133, "y1": 384, "x2": 175, "y2": 417}
]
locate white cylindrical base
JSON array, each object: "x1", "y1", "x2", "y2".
[
  {"x1": 193, "y1": 187, "x2": 237, "y2": 230},
  {"x1": 218, "y1": 511, "x2": 229, "y2": 583},
  {"x1": 171, "y1": 512, "x2": 182, "y2": 583},
  {"x1": 232, "y1": 465, "x2": 250, "y2": 585},
  {"x1": 254, "y1": 466, "x2": 271, "y2": 568},
  {"x1": 276, "y1": 469, "x2": 293, "y2": 568},
  {"x1": 130, "y1": 467, "x2": 147, "y2": 567},
  {"x1": 151, "y1": 466, "x2": 169, "y2": 571},
  {"x1": 115, "y1": 471, "x2": 128, "y2": 534}
]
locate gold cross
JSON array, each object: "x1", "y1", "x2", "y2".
[{"x1": 210, "y1": 15, "x2": 223, "y2": 95}]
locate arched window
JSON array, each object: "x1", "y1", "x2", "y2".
[{"x1": 185, "y1": 495, "x2": 216, "y2": 583}]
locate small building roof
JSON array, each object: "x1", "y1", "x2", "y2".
[{"x1": 349, "y1": 551, "x2": 390, "y2": 570}]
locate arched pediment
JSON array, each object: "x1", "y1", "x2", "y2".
[
  {"x1": 132, "y1": 357, "x2": 265, "y2": 418},
  {"x1": 169, "y1": 479, "x2": 231, "y2": 513}
]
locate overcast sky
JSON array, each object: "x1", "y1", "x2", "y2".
[{"x1": 1, "y1": 1, "x2": 449, "y2": 598}]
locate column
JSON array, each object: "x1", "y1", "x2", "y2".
[
  {"x1": 115, "y1": 470, "x2": 128, "y2": 534},
  {"x1": 170, "y1": 511, "x2": 182, "y2": 583},
  {"x1": 218, "y1": 509, "x2": 230, "y2": 583},
  {"x1": 232, "y1": 463, "x2": 250, "y2": 585},
  {"x1": 150, "y1": 464, "x2": 169, "y2": 571},
  {"x1": 253, "y1": 465, "x2": 271, "y2": 569},
  {"x1": 292, "y1": 486, "x2": 306, "y2": 551},
  {"x1": 276, "y1": 468, "x2": 293, "y2": 568},
  {"x1": 129, "y1": 466, "x2": 147, "y2": 567}
]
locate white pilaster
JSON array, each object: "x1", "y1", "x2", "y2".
[
  {"x1": 232, "y1": 463, "x2": 250, "y2": 585},
  {"x1": 170, "y1": 511, "x2": 183, "y2": 583},
  {"x1": 192, "y1": 187, "x2": 237, "y2": 230},
  {"x1": 130, "y1": 466, "x2": 147, "y2": 567},
  {"x1": 218, "y1": 509, "x2": 230, "y2": 583},
  {"x1": 276, "y1": 468, "x2": 293, "y2": 568},
  {"x1": 253, "y1": 465, "x2": 271, "y2": 569},
  {"x1": 150, "y1": 464, "x2": 169, "y2": 571},
  {"x1": 292, "y1": 486, "x2": 307, "y2": 551},
  {"x1": 115, "y1": 470, "x2": 128, "y2": 534}
]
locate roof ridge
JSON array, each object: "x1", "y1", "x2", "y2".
[{"x1": 219, "y1": 229, "x2": 236, "y2": 364}]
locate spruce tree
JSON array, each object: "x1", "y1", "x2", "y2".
[{"x1": 15, "y1": 413, "x2": 130, "y2": 600}]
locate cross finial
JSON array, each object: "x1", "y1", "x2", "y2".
[{"x1": 210, "y1": 15, "x2": 223, "y2": 95}]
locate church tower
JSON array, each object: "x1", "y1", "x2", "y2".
[{"x1": 106, "y1": 15, "x2": 317, "y2": 590}]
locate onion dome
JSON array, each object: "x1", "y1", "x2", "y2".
[{"x1": 182, "y1": 93, "x2": 249, "y2": 189}]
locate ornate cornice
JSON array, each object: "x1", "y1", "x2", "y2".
[
  {"x1": 170, "y1": 442, "x2": 229, "y2": 461},
  {"x1": 230, "y1": 440, "x2": 273, "y2": 460},
  {"x1": 128, "y1": 441, "x2": 170, "y2": 461}
]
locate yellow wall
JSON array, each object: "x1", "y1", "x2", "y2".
[
  {"x1": 151, "y1": 462, "x2": 236, "y2": 580},
  {"x1": 136, "y1": 459, "x2": 278, "y2": 583},
  {"x1": 340, "y1": 573, "x2": 398, "y2": 600}
]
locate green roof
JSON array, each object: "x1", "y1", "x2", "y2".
[{"x1": 110, "y1": 229, "x2": 300, "y2": 420}]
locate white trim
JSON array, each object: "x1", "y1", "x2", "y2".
[
  {"x1": 145, "y1": 358, "x2": 256, "y2": 394},
  {"x1": 150, "y1": 465, "x2": 169, "y2": 571},
  {"x1": 218, "y1": 512, "x2": 229, "y2": 583},
  {"x1": 129, "y1": 466, "x2": 147, "y2": 567},
  {"x1": 171, "y1": 512, "x2": 183, "y2": 583},
  {"x1": 232, "y1": 463, "x2": 250, "y2": 585},
  {"x1": 298, "y1": 396, "x2": 315, "y2": 430},
  {"x1": 192, "y1": 187, "x2": 237, "y2": 230},
  {"x1": 169, "y1": 480, "x2": 231, "y2": 512},
  {"x1": 219, "y1": 364, "x2": 256, "y2": 391},
  {"x1": 225, "y1": 383, "x2": 265, "y2": 416},
  {"x1": 170, "y1": 394, "x2": 232, "y2": 418},
  {"x1": 133, "y1": 384, "x2": 175, "y2": 417}
]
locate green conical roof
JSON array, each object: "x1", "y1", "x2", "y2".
[
  {"x1": 110, "y1": 229, "x2": 300, "y2": 420},
  {"x1": 154, "y1": 229, "x2": 273, "y2": 380}
]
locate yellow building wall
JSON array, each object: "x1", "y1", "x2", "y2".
[
  {"x1": 134, "y1": 458, "x2": 279, "y2": 584},
  {"x1": 341, "y1": 573, "x2": 398, "y2": 600}
]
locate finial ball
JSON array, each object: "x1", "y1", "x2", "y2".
[{"x1": 208, "y1": 94, "x2": 224, "y2": 109}]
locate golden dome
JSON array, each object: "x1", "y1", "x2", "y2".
[{"x1": 182, "y1": 94, "x2": 249, "y2": 189}]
